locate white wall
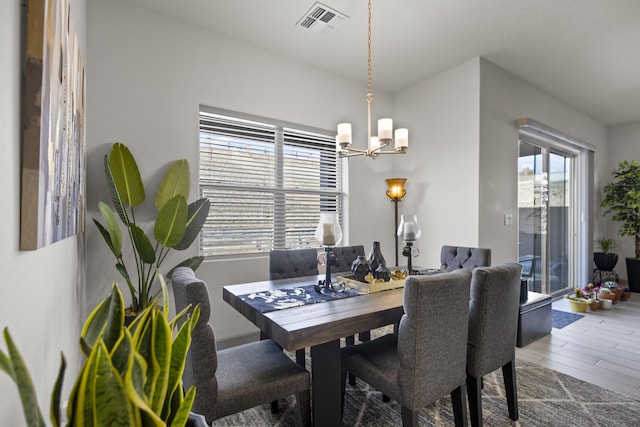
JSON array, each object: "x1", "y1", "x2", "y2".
[
  {"x1": 606, "y1": 121, "x2": 640, "y2": 273},
  {"x1": 478, "y1": 58, "x2": 608, "y2": 267},
  {"x1": 0, "y1": 0, "x2": 86, "y2": 424},
  {"x1": 86, "y1": 0, "x2": 395, "y2": 343},
  {"x1": 393, "y1": 59, "x2": 481, "y2": 266},
  {"x1": 393, "y1": 57, "x2": 608, "y2": 280}
]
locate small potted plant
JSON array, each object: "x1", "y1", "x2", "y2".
[
  {"x1": 94, "y1": 143, "x2": 211, "y2": 316},
  {"x1": 601, "y1": 160, "x2": 640, "y2": 292},
  {"x1": 594, "y1": 237, "x2": 619, "y2": 271}
]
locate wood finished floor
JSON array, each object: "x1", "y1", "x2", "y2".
[{"x1": 516, "y1": 290, "x2": 640, "y2": 400}]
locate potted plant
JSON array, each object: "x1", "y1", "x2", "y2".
[
  {"x1": 0, "y1": 275, "x2": 207, "y2": 427},
  {"x1": 594, "y1": 237, "x2": 619, "y2": 271},
  {"x1": 601, "y1": 159, "x2": 640, "y2": 292},
  {"x1": 94, "y1": 143, "x2": 210, "y2": 314}
]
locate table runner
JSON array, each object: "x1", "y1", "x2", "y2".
[{"x1": 239, "y1": 284, "x2": 360, "y2": 313}]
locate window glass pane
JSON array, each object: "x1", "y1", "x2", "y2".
[{"x1": 199, "y1": 110, "x2": 346, "y2": 256}]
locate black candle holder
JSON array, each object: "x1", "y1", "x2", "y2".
[
  {"x1": 402, "y1": 241, "x2": 418, "y2": 275},
  {"x1": 315, "y1": 246, "x2": 346, "y2": 293}
]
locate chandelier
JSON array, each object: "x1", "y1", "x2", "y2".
[{"x1": 336, "y1": 0, "x2": 408, "y2": 158}]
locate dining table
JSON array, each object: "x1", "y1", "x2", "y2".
[{"x1": 222, "y1": 273, "x2": 408, "y2": 426}]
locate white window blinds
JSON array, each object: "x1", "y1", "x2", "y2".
[{"x1": 199, "y1": 109, "x2": 347, "y2": 256}]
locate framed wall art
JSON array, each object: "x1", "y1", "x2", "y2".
[{"x1": 21, "y1": 0, "x2": 86, "y2": 250}]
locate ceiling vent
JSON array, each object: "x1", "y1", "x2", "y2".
[{"x1": 296, "y1": 2, "x2": 348, "y2": 36}]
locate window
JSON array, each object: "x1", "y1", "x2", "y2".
[{"x1": 199, "y1": 108, "x2": 348, "y2": 256}]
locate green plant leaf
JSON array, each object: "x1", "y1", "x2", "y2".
[
  {"x1": 155, "y1": 159, "x2": 190, "y2": 211},
  {"x1": 2, "y1": 328, "x2": 46, "y2": 427},
  {"x1": 154, "y1": 195, "x2": 188, "y2": 248},
  {"x1": 98, "y1": 201, "x2": 123, "y2": 258},
  {"x1": 87, "y1": 343, "x2": 135, "y2": 426},
  {"x1": 130, "y1": 224, "x2": 156, "y2": 264},
  {"x1": 93, "y1": 219, "x2": 120, "y2": 258},
  {"x1": 150, "y1": 311, "x2": 172, "y2": 413},
  {"x1": 0, "y1": 347, "x2": 14, "y2": 379},
  {"x1": 110, "y1": 329, "x2": 133, "y2": 375},
  {"x1": 80, "y1": 285, "x2": 120, "y2": 355},
  {"x1": 173, "y1": 198, "x2": 210, "y2": 250},
  {"x1": 49, "y1": 353, "x2": 66, "y2": 427},
  {"x1": 109, "y1": 142, "x2": 146, "y2": 207},
  {"x1": 103, "y1": 285, "x2": 125, "y2": 353},
  {"x1": 168, "y1": 387, "x2": 196, "y2": 427},
  {"x1": 104, "y1": 153, "x2": 131, "y2": 225}
]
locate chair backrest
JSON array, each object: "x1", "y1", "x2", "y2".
[
  {"x1": 440, "y1": 245, "x2": 491, "y2": 271},
  {"x1": 396, "y1": 269, "x2": 472, "y2": 407},
  {"x1": 466, "y1": 263, "x2": 523, "y2": 378},
  {"x1": 331, "y1": 245, "x2": 365, "y2": 273},
  {"x1": 269, "y1": 248, "x2": 319, "y2": 280},
  {"x1": 171, "y1": 267, "x2": 219, "y2": 421}
]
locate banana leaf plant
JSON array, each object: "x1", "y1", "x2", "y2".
[
  {"x1": 1, "y1": 275, "x2": 201, "y2": 427},
  {"x1": 94, "y1": 142, "x2": 210, "y2": 314}
]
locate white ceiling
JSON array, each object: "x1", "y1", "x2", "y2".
[{"x1": 122, "y1": 0, "x2": 640, "y2": 126}]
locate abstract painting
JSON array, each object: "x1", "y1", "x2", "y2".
[{"x1": 21, "y1": 0, "x2": 86, "y2": 250}]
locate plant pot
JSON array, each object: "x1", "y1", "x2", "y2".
[
  {"x1": 602, "y1": 299, "x2": 613, "y2": 310},
  {"x1": 597, "y1": 293, "x2": 615, "y2": 302},
  {"x1": 626, "y1": 258, "x2": 640, "y2": 293},
  {"x1": 622, "y1": 291, "x2": 632, "y2": 301},
  {"x1": 564, "y1": 296, "x2": 589, "y2": 313},
  {"x1": 610, "y1": 288, "x2": 623, "y2": 304},
  {"x1": 588, "y1": 300, "x2": 599, "y2": 311},
  {"x1": 594, "y1": 252, "x2": 619, "y2": 271}
]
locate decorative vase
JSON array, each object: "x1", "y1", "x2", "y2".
[
  {"x1": 374, "y1": 263, "x2": 391, "y2": 282},
  {"x1": 351, "y1": 255, "x2": 371, "y2": 283},
  {"x1": 367, "y1": 241, "x2": 386, "y2": 272}
]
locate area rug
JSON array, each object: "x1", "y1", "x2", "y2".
[
  {"x1": 552, "y1": 309, "x2": 584, "y2": 329},
  {"x1": 211, "y1": 342, "x2": 640, "y2": 426}
]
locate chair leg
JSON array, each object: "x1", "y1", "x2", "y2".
[
  {"x1": 296, "y1": 349, "x2": 306, "y2": 368},
  {"x1": 295, "y1": 389, "x2": 311, "y2": 427},
  {"x1": 466, "y1": 375, "x2": 482, "y2": 427},
  {"x1": 401, "y1": 406, "x2": 419, "y2": 427},
  {"x1": 502, "y1": 360, "x2": 519, "y2": 421},
  {"x1": 382, "y1": 394, "x2": 390, "y2": 402},
  {"x1": 345, "y1": 335, "x2": 357, "y2": 385},
  {"x1": 451, "y1": 384, "x2": 469, "y2": 427},
  {"x1": 270, "y1": 400, "x2": 278, "y2": 414}
]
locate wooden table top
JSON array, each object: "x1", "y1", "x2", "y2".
[{"x1": 222, "y1": 274, "x2": 405, "y2": 351}]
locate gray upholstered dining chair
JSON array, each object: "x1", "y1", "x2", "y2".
[
  {"x1": 466, "y1": 262, "x2": 523, "y2": 427},
  {"x1": 269, "y1": 248, "x2": 320, "y2": 367},
  {"x1": 341, "y1": 269, "x2": 473, "y2": 427},
  {"x1": 331, "y1": 245, "x2": 366, "y2": 273},
  {"x1": 440, "y1": 245, "x2": 491, "y2": 271},
  {"x1": 269, "y1": 248, "x2": 319, "y2": 280},
  {"x1": 171, "y1": 267, "x2": 311, "y2": 426}
]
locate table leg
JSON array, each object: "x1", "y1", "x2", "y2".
[{"x1": 310, "y1": 339, "x2": 342, "y2": 426}]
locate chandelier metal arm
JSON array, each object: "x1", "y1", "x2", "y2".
[{"x1": 336, "y1": 0, "x2": 409, "y2": 159}]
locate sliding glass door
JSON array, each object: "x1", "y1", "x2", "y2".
[{"x1": 518, "y1": 141, "x2": 574, "y2": 296}]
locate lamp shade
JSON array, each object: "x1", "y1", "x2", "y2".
[{"x1": 385, "y1": 178, "x2": 407, "y2": 201}]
